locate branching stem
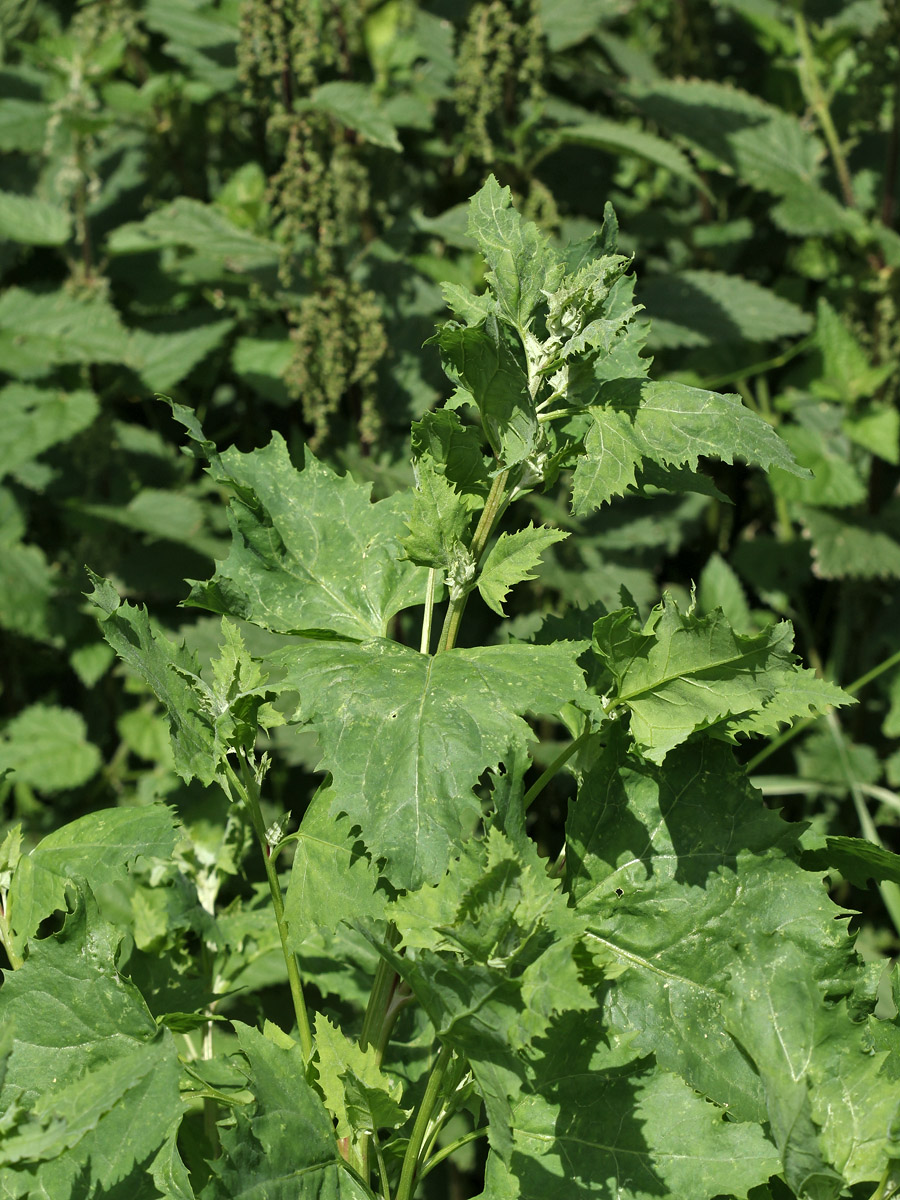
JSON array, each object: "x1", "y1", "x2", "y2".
[
  {"x1": 794, "y1": 11, "x2": 856, "y2": 209},
  {"x1": 523, "y1": 726, "x2": 590, "y2": 810},
  {"x1": 436, "y1": 468, "x2": 510, "y2": 653}
]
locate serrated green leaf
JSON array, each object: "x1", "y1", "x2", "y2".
[
  {"x1": 0, "y1": 704, "x2": 101, "y2": 793},
  {"x1": 284, "y1": 787, "x2": 387, "y2": 947},
  {"x1": 401, "y1": 454, "x2": 478, "y2": 573},
  {"x1": 556, "y1": 117, "x2": 710, "y2": 194},
  {"x1": 593, "y1": 595, "x2": 850, "y2": 762},
  {"x1": 6, "y1": 803, "x2": 179, "y2": 952},
  {"x1": 572, "y1": 378, "x2": 808, "y2": 511},
  {"x1": 383, "y1": 828, "x2": 592, "y2": 1159},
  {"x1": 724, "y1": 949, "x2": 899, "y2": 1194},
  {"x1": 410, "y1": 410, "x2": 490, "y2": 497},
  {"x1": 800, "y1": 835, "x2": 900, "y2": 889},
  {"x1": 181, "y1": 433, "x2": 427, "y2": 639},
  {"x1": 477, "y1": 523, "x2": 567, "y2": 615},
  {"x1": 466, "y1": 175, "x2": 554, "y2": 333},
  {"x1": 626, "y1": 78, "x2": 823, "y2": 199},
  {"x1": 486, "y1": 1021, "x2": 780, "y2": 1199},
  {"x1": 640, "y1": 270, "x2": 812, "y2": 350},
  {"x1": 203, "y1": 1022, "x2": 375, "y2": 1200},
  {"x1": 567, "y1": 732, "x2": 865, "y2": 1123},
  {"x1": 3, "y1": 375, "x2": 104, "y2": 484},
  {"x1": 273, "y1": 639, "x2": 586, "y2": 888},
  {"x1": 304, "y1": 81, "x2": 402, "y2": 151},
  {"x1": 800, "y1": 505, "x2": 900, "y2": 579},
  {"x1": 0, "y1": 889, "x2": 183, "y2": 1200},
  {"x1": 0, "y1": 190, "x2": 71, "y2": 246},
  {"x1": 437, "y1": 316, "x2": 537, "y2": 466},
  {"x1": 87, "y1": 572, "x2": 227, "y2": 785},
  {"x1": 313, "y1": 1014, "x2": 408, "y2": 1141}
]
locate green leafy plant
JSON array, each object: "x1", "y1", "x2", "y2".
[{"x1": 2, "y1": 178, "x2": 898, "y2": 1200}]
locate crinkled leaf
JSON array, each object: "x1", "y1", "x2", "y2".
[
  {"x1": 566, "y1": 732, "x2": 864, "y2": 1123},
  {"x1": 466, "y1": 175, "x2": 555, "y2": 332},
  {"x1": 477, "y1": 524, "x2": 567, "y2": 615},
  {"x1": 593, "y1": 596, "x2": 851, "y2": 762},
  {"x1": 400, "y1": 454, "x2": 478, "y2": 573},
  {"x1": 313, "y1": 1014, "x2": 408, "y2": 1141},
  {"x1": 0, "y1": 889, "x2": 183, "y2": 1200},
  {"x1": 573, "y1": 378, "x2": 808, "y2": 511},
  {"x1": 484, "y1": 1019, "x2": 780, "y2": 1199},
  {"x1": 202, "y1": 1022, "x2": 375, "y2": 1200},
  {"x1": 410, "y1": 409, "x2": 490, "y2": 497},
  {"x1": 273, "y1": 639, "x2": 586, "y2": 888},
  {"x1": 180, "y1": 432, "x2": 427, "y2": 639},
  {"x1": 88, "y1": 573, "x2": 235, "y2": 785},
  {"x1": 383, "y1": 828, "x2": 592, "y2": 1158},
  {"x1": 724, "y1": 950, "x2": 899, "y2": 1194},
  {"x1": 437, "y1": 316, "x2": 537, "y2": 466}
]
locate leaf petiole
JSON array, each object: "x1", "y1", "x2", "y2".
[{"x1": 395, "y1": 1042, "x2": 454, "y2": 1200}]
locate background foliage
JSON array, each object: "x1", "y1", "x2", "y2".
[{"x1": 1, "y1": 0, "x2": 899, "y2": 1196}]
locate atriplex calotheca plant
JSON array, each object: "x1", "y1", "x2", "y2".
[{"x1": 1, "y1": 177, "x2": 898, "y2": 1200}]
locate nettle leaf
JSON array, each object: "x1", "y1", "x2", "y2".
[
  {"x1": 477, "y1": 524, "x2": 567, "y2": 615},
  {"x1": 313, "y1": 1014, "x2": 408, "y2": 1141},
  {"x1": 203, "y1": 1022, "x2": 374, "y2": 1200},
  {"x1": 483, "y1": 1017, "x2": 780, "y2": 1200},
  {"x1": 467, "y1": 175, "x2": 556, "y2": 332},
  {"x1": 593, "y1": 595, "x2": 851, "y2": 762},
  {"x1": 6, "y1": 804, "x2": 179, "y2": 953},
  {"x1": 566, "y1": 731, "x2": 868, "y2": 1126},
  {"x1": 0, "y1": 384, "x2": 98, "y2": 482},
  {"x1": 0, "y1": 888, "x2": 184, "y2": 1199},
  {"x1": 382, "y1": 828, "x2": 592, "y2": 1159},
  {"x1": 725, "y1": 948, "x2": 900, "y2": 1195},
  {"x1": 0, "y1": 704, "x2": 101, "y2": 794},
  {"x1": 179, "y1": 429, "x2": 427, "y2": 639},
  {"x1": 800, "y1": 505, "x2": 900, "y2": 580},
  {"x1": 273, "y1": 640, "x2": 586, "y2": 888},
  {"x1": 572, "y1": 378, "x2": 807, "y2": 511}
]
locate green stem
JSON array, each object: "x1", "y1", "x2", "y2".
[
  {"x1": 523, "y1": 727, "x2": 590, "y2": 810},
  {"x1": 396, "y1": 1043, "x2": 454, "y2": 1200},
  {"x1": 436, "y1": 469, "x2": 510, "y2": 654},
  {"x1": 745, "y1": 647, "x2": 900, "y2": 772},
  {"x1": 233, "y1": 755, "x2": 313, "y2": 1060},
  {"x1": 353, "y1": 926, "x2": 404, "y2": 1183},
  {"x1": 420, "y1": 568, "x2": 437, "y2": 655},
  {"x1": 794, "y1": 10, "x2": 857, "y2": 209},
  {"x1": 824, "y1": 712, "x2": 900, "y2": 938},
  {"x1": 418, "y1": 1126, "x2": 490, "y2": 1182}
]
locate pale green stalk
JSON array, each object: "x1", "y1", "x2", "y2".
[
  {"x1": 436, "y1": 468, "x2": 510, "y2": 654},
  {"x1": 230, "y1": 755, "x2": 313, "y2": 1060},
  {"x1": 420, "y1": 568, "x2": 437, "y2": 655},
  {"x1": 396, "y1": 1043, "x2": 454, "y2": 1200}
]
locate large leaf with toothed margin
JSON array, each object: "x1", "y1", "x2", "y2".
[
  {"x1": 184, "y1": 433, "x2": 428, "y2": 640},
  {"x1": 271, "y1": 639, "x2": 586, "y2": 889},
  {"x1": 572, "y1": 378, "x2": 808, "y2": 511}
]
